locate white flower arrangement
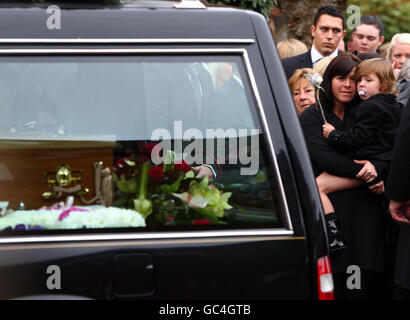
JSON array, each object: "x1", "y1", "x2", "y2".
[
  {"x1": 304, "y1": 71, "x2": 327, "y2": 123},
  {"x1": 0, "y1": 206, "x2": 146, "y2": 230}
]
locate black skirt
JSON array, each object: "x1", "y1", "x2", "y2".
[{"x1": 329, "y1": 186, "x2": 386, "y2": 274}]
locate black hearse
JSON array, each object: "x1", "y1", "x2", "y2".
[{"x1": 0, "y1": 0, "x2": 332, "y2": 300}]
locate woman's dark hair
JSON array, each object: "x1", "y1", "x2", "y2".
[
  {"x1": 319, "y1": 52, "x2": 361, "y2": 113},
  {"x1": 352, "y1": 15, "x2": 384, "y2": 38},
  {"x1": 358, "y1": 52, "x2": 385, "y2": 61}
]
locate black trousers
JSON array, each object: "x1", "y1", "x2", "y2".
[{"x1": 393, "y1": 284, "x2": 410, "y2": 300}]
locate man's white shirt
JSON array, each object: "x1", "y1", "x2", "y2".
[{"x1": 311, "y1": 45, "x2": 339, "y2": 68}]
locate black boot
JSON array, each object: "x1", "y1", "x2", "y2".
[{"x1": 325, "y1": 213, "x2": 347, "y2": 252}]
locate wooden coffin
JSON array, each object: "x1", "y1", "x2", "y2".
[{"x1": 0, "y1": 139, "x2": 115, "y2": 210}]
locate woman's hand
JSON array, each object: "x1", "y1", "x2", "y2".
[
  {"x1": 354, "y1": 160, "x2": 378, "y2": 183},
  {"x1": 368, "y1": 180, "x2": 385, "y2": 194},
  {"x1": 192, "y1": 166, "x2": 214, "y2": 179},
  {"x1": 322, "y1": 123, "x2": 335, "y2": 138}
]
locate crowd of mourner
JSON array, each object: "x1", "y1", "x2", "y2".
[{"x1": 278, "y1": 5, "x2": 410, "y2": 300}]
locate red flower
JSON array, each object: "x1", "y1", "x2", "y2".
[
  {"x1": 192, "y1": 219, "x2": 211, "y2": 225},
  {"x1": 113, "y1": 157, "x2": 134, "y2": 179},
  {"x1": 148, "y1": 165, "x2": 163, "y2": 183},
  {"x1": 114, "y1": 158, "x2": 128, "y2": 171},
  {"x1": 174, "y1": 160, "x2": 191, "y2": 173}
]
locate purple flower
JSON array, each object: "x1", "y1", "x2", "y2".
[{"x1": 1, "y1": 225, "x2": 44, "y2": 232}]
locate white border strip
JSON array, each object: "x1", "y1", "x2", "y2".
[
  {"x1": 0, "y1": 229, "x2": 294, "y2": 244},
  {"x1": 0, "y1": 38, "x2": 255, "y2": 44},
  {"x1": 0, "y1": 47, "x2": 294, "y2": 243},
  {"x1": 0, "y1": 48, "x2": 244, "y2": 55}
]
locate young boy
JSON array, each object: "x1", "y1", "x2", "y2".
[{"x1": 320, "y1": 58, "x2": 401, "y2": 251}]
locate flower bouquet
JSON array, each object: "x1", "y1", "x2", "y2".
[{"x1": 112, "y1": 142, "x2": 232, "y2": 226}]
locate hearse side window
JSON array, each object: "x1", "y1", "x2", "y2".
[{"x1": 0, "y1": 54, "x2": 286, "y2": 234}]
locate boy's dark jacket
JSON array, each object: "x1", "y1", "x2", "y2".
[{"x1": 328, "y1": 93, "x2": 401, "y2": 161}]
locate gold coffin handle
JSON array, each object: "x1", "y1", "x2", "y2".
[{"x1": 42, "y1": 165, "x2": 89, "y2": 200}]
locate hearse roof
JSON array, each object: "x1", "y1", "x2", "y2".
[{"x1": 0, "y1": 1, "x2": 263, "y2": 39}]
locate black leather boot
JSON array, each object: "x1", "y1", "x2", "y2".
[{"x1": 325, "y1": 213, "x2": 347, "y2": 252}]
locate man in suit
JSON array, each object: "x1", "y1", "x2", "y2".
[
  {"x1": 386, "y1": 98, "x2": 410, "y2": 298},
  {"x1": 281, "y1": 5, "x2": 346, "y2": 79}
]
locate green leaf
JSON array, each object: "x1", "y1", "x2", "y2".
[
  {"x1": 113, "y1": 173, "x2": 138, "y2": 194},
  {"x1": 250, "y1": 171, "x2": 267, "y2": 185},
  {"x1": 134, "y1": 198, "x2": 152, "y2": 218},
  {"x1": 184, "y1": 170, "x2": 195, "y2": 179},
  {"x1": 159, "y1": 175, "x2": 183, "y2": 194},
  {"x1": 162, "y1": 150, "x2": 175, "y2": 172}
]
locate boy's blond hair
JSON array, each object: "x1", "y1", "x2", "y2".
[
  {"x1": 277, "y1": 39, "x2": 308, "y2": 59},
  {"x1": 314, "y1": 56, "x2": 334, "y2": 77},
  {"x1": 355, "y1": 58, "x2": 396, "y2": 94}
]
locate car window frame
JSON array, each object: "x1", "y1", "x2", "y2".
[{"x1": 0, "y1": 39, "x2": 294, "y2": 244}]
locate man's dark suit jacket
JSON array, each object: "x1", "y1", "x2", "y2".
[{"x1": 281, "y1": 51, "x2": 312, "y2": 80}]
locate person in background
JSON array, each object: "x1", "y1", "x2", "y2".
[
  {"x1": 386, "y1": 97, "x2": 410, "y2": 299},
  {"x1": 277, "y1": 38, "x2": 308, "y2": 59},
  {"x1": 350, "y1": 15, "x2": 385, "y2": 55},
  {"x1": 281, "y1": 5, "x2": 345, "y2": 79},
  {"x1": 380, "y1": 42, "x2": 391, "y2": 58},
  {"x1": 395, "y1": 60, "x2": 410, "y2": 109},
  {"x1": 338, "y1": 39, "x2": 345, "y2": 52},
  {"x1": 288, "y1": 68, "x2": 316, "y2": 116},
  {"x1": 300, "y1": 53, "x2": 388, "y2": 298},
  {"x1": 208, "y1": 62, "x2": 234, "y2": 89},
  {"x1": 387, "y1": 33, "x2": 410, "y2": 79},
  {"x1": 314, "y1": 56, "x2": 334, "y2": 77},
  {"x1": 347, "y1": 36, "x2": 357, "y2": 53},
  {"x1": 320, "y1": 58, "x2": 401, "y2": 252}
]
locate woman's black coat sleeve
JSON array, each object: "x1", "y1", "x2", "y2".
[{"x1": 300, "y1": 107, "x2": 363, "y2": 178}]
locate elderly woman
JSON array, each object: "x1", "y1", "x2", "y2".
[
  {"x1": 387, "y1": 33, "x2": 410, "y2": 78},
  {"x1": 288, "y1": 68, "x2": 316, "y2": 116},
  {"x1": 300, "y1": 52, "x2": 389, "y2": 299}
]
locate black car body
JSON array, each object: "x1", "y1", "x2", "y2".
[{"x1": 0, "y1": 0, "x2": 331, "y2": 300}]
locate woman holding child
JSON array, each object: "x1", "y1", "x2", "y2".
[{"x1": 300, "y1": 52, "x2": 399, "y2": 299}]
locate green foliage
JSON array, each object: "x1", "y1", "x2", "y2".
[
  {"x1": 347, "y1": 0, "x2": 410, "y2": 42},
  {"x1": 207, "y1": 0, "x2": 277, "y2": 20}
]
